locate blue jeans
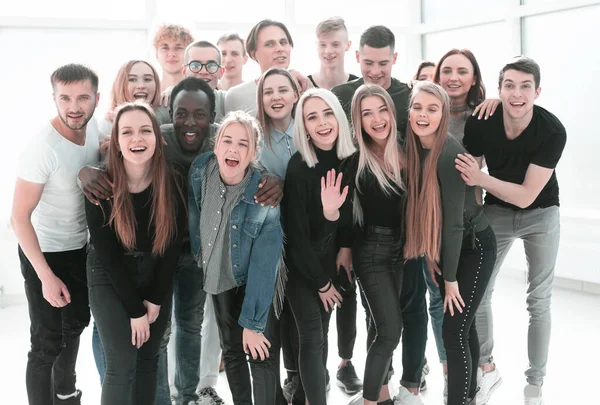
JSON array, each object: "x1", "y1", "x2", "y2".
[
  {"x1": 423, "y1": 260, "x2": 447, "y2": 364},
  {"x1": 156, "y1": 250, "x2": 206, "y2": 405},
  {"x1": 92, "y1": 322, "x2": 105, "y2": 384}
]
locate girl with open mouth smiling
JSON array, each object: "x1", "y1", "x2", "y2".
[
  {"x1": 85, "y1": 101, "x2": 185, "y2": 405},
  {"x1": 282, "y1": 88, "x2": 356, "y2": 405},
  {"x1": 342, "y1": 84, "x2": 406, "y2": 405},
  {"x1": 403, "y1": 82, "x2": 497, "y2": 405},
  {"x1": 98, "y1": 60, "x2": 171, "y2": 139},
  {"x1": 188, "y1": 111, "x2": 284, "y2": 405}
]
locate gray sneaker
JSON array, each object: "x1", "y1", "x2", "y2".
[
  {"x1": 524, "y1": 384, "x2": 544, "y2": 405},
  {"x1": 419, "y1": 360, "x2": 430, "y2": 391}
]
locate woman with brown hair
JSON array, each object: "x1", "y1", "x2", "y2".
[
  {"x1": 98, "y1": 60, "x2": 170, "y2": 137},
  {"x1": 85, "y1": 101, "x2": 185, "y2": 405},
  {"x1": 403, "y1": 82, "x2": 496, "y2": 405}
]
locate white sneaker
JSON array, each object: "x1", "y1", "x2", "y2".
[
  {"x1": 393, "y1": 386, "x2": 424, "y2": 405},
  {"x1": 346, "y1": 392, "x2": 364, "y2": 405},
  {"x1": 196, "y1": 387, "x2": 225, "y2": 405},
  {"x1": 475, "y1": 366, "x2": 502, "y2": 404},
  {"x1": 524, "y1": 384, "x2": 544, "y2": 405}
]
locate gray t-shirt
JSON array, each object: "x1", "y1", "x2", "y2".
[
  {"x1": 200, "y1": 157, "x2": 253, "y2": 294},
  {"x1": 448, "y1": 108, "x2": 474, "y2": 145}
]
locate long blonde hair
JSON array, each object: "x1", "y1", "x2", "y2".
[
  {"x1": 350, "y1": 84, "x2": 405, "y2": 226},
  {"x1": 107, "y1": 101, "x2": 178, "y2": 256},
  {"x1": 403, "y1": 82, "x2": 450, "y2": 262},
  {"x1": 293, "y1": 88, "x2": 356, "y2": 168}
]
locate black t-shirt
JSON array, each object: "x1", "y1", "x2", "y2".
[
  {"x1": 463, "y1": 104, "x2": 567, "y2": 210},
  {"x1": 307, "y1": 73, "x2": 359, "y2": 88},
  {"x1": 332, "y1": 77, "x2": 411, "y2": 141}
]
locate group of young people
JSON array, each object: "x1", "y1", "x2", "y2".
[{"x1": 12, "y1": 15, "x2": 566, "y2": 405}]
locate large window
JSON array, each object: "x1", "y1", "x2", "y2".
[
  {"x1": 0, "y1": 0, "x2": 147, "y2": 20},
  {"x1": 523, "y1": 5, "x2": 600, "y2": 217},
  {"x1": 156, "y1": 0, "x2": 285, "y2": 23},
  {"x1": 422, "y1": 0, "x2": 510, "y2": 24},
  {"x1": 423, "y1": 22, "x2": 512, "y2": 93}
]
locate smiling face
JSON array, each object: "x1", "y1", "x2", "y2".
[
  {"x1": 219, "y1": 39, "x2": 247, "y2": 79},
  {"x1": 438, "y1": 53, "x2": 475, "y2": 104},
  {"x1": 262, "y1": 73, "x2": 298, "y2": 123},
  {"x1": 254, "y1": 25, "x2": 292, "y2": 72},
  {"x1": 117, "y1": 109, "x2": 157, "y2": 166},
  {"x1": 317, "y1": 29, "x2": 350, "y2": 69},
  {"x1": 357, "y1": 45, "x2": 397, "y2": 89},
  {"x1": 499, "y1": 69, "x2": 540, "y2": 120},
  {"x1": 126, "y1": 62, "x2": 157, "y2": 102},
  {"x1": 409, "y1": 91, "x2": 443, "y2": 146},
  {"x1": 173, "y1": 89, "x2": 213, "y2": 153},
  {"x1": 214, "y1": 122, "x2": 256, "y2": 185},
  {"x1": 360, "y1": 95, "x2": 391, "y2": 147},
  {"x1": 184, "y1": 46, "x2": 223, "y2": 89},
  {"x1": 156, "y1": 39, "x2": 186, "y2": 75},
  {"x1": 303, "y1": 96, "x2": 339, "y2": 151},
  {"x1": 53, "y1": 79, "x2": 98, "y2": 131}
]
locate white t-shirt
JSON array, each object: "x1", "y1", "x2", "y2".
[
  {"x1": 224, "y1": 80, "x2": 258, "y2": 118},
  {"x1": 18, "y1": 118, "x2": 101, "y2": 252}
]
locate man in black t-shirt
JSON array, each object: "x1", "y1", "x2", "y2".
[
  {"x1": 458, "y1": 56, "x2": 566, "y2": 405},
  {"x1": 332, "y1": 25, "x2": 411, "y2": 139}
]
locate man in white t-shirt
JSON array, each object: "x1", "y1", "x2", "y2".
[{"x1": 10, "y1": 64, "x2": 101, "y2": 405}]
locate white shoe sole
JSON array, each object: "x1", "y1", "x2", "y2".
[{"x1": 336, "y1": 380, "x2": 360, "y2": 394}]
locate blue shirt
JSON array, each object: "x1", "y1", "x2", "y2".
[
  {"x1": 259, "y1": 120, "x2": 295, "y2": 179},
  {"x1": 188, "y1": 152, "x2": 283, "y2": 332}
]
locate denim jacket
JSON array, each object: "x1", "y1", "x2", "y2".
[{"x1": 188, "y1": 152, "x2": 283, "y2": 332}]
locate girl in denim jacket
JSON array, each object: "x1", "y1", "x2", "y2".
[{"x1": 188, "y1": 111, "x2": 284, "y2": 405}]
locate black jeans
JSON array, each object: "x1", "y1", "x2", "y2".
[
  {"x1": 436, "y1": 226, "x2": 496, "y2": 405},
  {"x1": 399, "y1": 256, "x2": 429, "y2": 388},
  {"x1": 20, "y1": 246, "x2": 90, "y2": 405},
  {"x1": 354, "y1": 227, "x2": 403, "y2": 401},
  {"x1": 88, "y1": 247, "x2": 172, "y2": 405},
  {"x1": 212, "y1": 285, "x2": 279, "y2": 405},
  {"x1": 286, "y1": 273, "x2": 332, "y2": 405}
]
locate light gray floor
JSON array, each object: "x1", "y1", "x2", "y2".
[{"x1": 1, "y1": 274, "x2": 597, "y2": 404}]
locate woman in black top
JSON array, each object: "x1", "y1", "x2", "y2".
[
  {"x1": 85, "y1": 102, "x2": 184, "y2": 405},
  {"x1": 341, "y1": 84, "x2": 406, "y2": 405},
  {"x1": 282, "y1": 88, "x2": 356, "y2": 405},
  {"x1": 403, "y1": 82, "x2": 496, "y2": 405}
]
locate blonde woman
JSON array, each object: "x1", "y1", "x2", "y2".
[{"x1": 282, "y1": 88, "x2": 355, "y2": 405}]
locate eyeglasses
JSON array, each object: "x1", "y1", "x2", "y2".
[{"x1": 186, "y1": 60, "x2": 221, "y2": 74}]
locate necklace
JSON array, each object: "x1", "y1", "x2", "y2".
[{"x1": 450, "y1": 104, "x2": 469, "y2": 113}]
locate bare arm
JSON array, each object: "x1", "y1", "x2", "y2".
[
  {"x1": 456, "y1": 153, "x2": 553, "y2": 209},
  {"x1": 10, "y1": 179, "x2": 71, "y2": 307}
]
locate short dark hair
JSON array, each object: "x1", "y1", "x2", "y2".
[
  {"x1": 50, "y1": 64, "x2": 99, "y2": 93},
  {"x1": 246, "y1": 19, "x2": 294, "y2": 61},
  {"x1": 217, "y1": 33, "x2": 246, "y2": 57},
  {"x1": 434, "y1": 49, "x2": 486, "y2": 108},
  {"x1": 359, "y1": 26, "x2": 395, "y2": 52},
  {"x1": 499, "y1": 56, "x2": 541, "y2": 89},
  {"x1": 185, "y1": 40, "x2": 222, "y2": 64},
  {"x1": 169, "y1": 76, "x2": 216, "y2": 117},
  {"x1": 414, "y1": 61, "x2": 436, "y2": 80}
]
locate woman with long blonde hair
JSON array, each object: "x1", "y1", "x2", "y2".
[
  {"x1": 403, "y1": 82, "x2": 496, "y2": 405},
  {"x1": 341, "y1": 84, "x2": 405, "y2": 405},
  {"x1": 85, "y1": 101, "x2": 185, "y2": 405},
  {"x1": 282, "y1": 88, "x2": 355, "y2": 405}
]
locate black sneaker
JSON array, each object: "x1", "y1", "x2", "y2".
[
  {"x1": 336, "y1": 361, "x2": 363, "y2": 395},
  {"x1": 283, "y1": 375, "x2": 299, "y2": 402},
  {"x1": 54, "y1": 390, "x2": 82, "y2": 405}
]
